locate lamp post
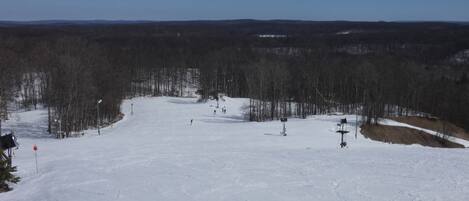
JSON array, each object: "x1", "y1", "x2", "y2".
[
  {"x1": 54, "y1": 119, "x2": 62, "y2": 138},
  {"x1": 97, "y1": 99, "x2": 102, "y2": 135}
]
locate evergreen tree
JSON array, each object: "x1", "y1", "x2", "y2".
[{"x1": 0, "y1": 152, "x2": 20, "y2": 192}]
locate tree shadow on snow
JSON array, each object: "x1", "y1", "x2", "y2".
[
  {"x1": 199, "y1": 115, "x2": 246, "y2": 124},
  {"x1": 3, "y1": 122, "x2": 53, "y2": 139}
]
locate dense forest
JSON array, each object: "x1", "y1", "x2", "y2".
[{"x1": 0, "y1": 20, "x2": 468, "y2": 137}]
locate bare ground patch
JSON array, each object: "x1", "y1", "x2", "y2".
[
  {"x1": 390, "y1": 116, "x2": 469, "y2": 141},
  {"x1": 361, "y1": 124, "x2": 464, "y2": 148}
]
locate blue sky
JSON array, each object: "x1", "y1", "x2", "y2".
[{"x1": 1, "y1": 0, "x2": 468, "y2": 21}]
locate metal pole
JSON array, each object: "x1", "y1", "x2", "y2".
[
  {"x1": 97, "y1": 102, "x2": 100, "y2": 135},
  {"x1": 35, "y1": 151, "x2": 38, "y2": 174},
  {"x1": 282, "y1": 122, "x2": 287, "y2": 136},
  {"x1": 131, "y1": 103, "x2": 134, "y2": 116}
]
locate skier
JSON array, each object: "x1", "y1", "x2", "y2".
[
  {"x1": 213, "y1": 110, "x2": 216, "y2": 115},
  {"x1": 190, "y1": 119, "x2": 193, "y2": 126}
]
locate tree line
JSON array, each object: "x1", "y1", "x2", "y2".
[{"x1": 0, "y1": 21, "x2": 468, "y2": 137}]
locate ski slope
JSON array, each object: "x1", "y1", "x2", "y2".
[{"x1": 1, "y1": 97, "x2": 469, "y2": 201}]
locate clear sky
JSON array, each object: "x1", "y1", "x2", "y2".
[{"x1": 1, "y1": 0, "x2": 468, "y2": 21}]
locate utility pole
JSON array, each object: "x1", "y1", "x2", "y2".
[{"x1": 97, "y1": 99, "x2": 102, "y2": 135}]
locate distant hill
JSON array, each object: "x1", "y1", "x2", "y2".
[
  {"x1": 0, "y1": 20, "x2": 153, "y2": 27},
  {"x1": 0, "y1": 19, "x2": 467, "y2": 27}
]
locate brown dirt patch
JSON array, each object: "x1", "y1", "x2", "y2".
[
  {"x1": 390, "y1": 116, "x2": 469, "y2": 141},
  {"x1": 361, "y1": 124, "x2": 464, "y2": 148}
]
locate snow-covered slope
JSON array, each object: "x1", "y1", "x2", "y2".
[{"x1": 1, "y1": 97, "x2": 469, "y2": 201}]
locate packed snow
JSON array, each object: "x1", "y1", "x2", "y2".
[{"x1": 1, "y1": 97, "x2": 469, "y2": 201}]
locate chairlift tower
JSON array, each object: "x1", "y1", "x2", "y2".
[{"x1": 336, "y1": 118, "x2": 349, "y2": 148}]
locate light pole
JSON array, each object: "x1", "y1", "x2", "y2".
[
  {"x1": 54, "y1": 119, "x2": 62, "y2": 138},
  {"x1": 97, "y1": 99, "x2": 102, "y2": 135}
]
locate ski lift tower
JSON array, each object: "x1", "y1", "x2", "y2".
[
  {"x1": 336, "y1": 118, "x2": 349, "y2": 148},
  {"x1": 280, "y1": 117, "x2": 288, "y2": 136}
]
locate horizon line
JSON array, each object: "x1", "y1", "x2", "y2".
[{"x1": 1, "y1": 18, "x2": 468, "y2": 24}]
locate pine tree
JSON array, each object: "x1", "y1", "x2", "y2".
[{"x1": 0, "y1": 152, "x2": 20, "y2": 192}]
